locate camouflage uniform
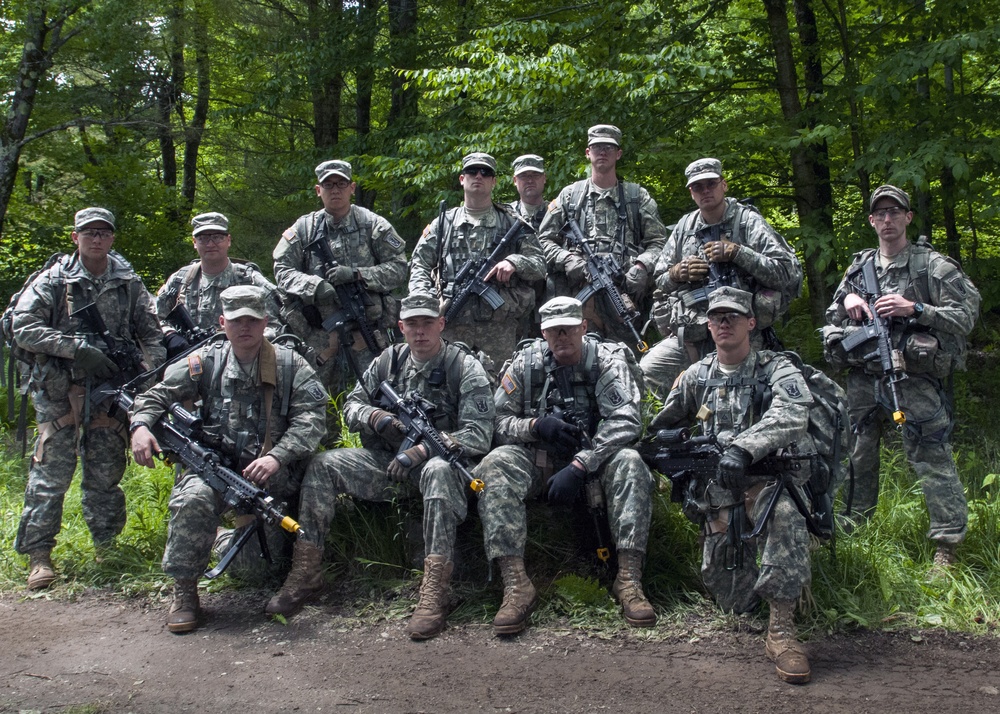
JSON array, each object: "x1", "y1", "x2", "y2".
[
  {"x1": 475, "y1": 335, "x2": 653, "y2": 560},
  {"x1": 510, "y1": 200, "x2": 547, "y2": 231},
  {"x1": 13, "y1": 250, "x2": 165, "y2": 553},
  {"x1": 650, "y1": 349, "x2": 813, "y2": 613},
  {"x1": 129, "y1": 339, "x2": 327, "y2": 580},
  {"x1": 535, "y1": 179, "x2": 666, "y2": 348},
  {"x1": 409, "y1": 205, "x2": 546, "y2": 373},
  {"x1": 296, "y1": 341, "x2": 494, "y2": 560},
  {"x1": 641, "y1": 197, "x2": 802, "y2": 396},
  {"x1": 825, "y1": 241, "x2": 976, "y2": 542},
  {"x1": 273, "y1": 204, "x2": 407, "y2": 394}
]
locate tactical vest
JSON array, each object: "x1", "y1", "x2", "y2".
[
  {"x1": 373, "y1": 341, "x2": 471, "y2": 432},
  {"x1": 564, "y1": 180, "x2": 645, "y2": 266},
  {"x1": 435, "y1": 203, "x2": 520, "y2": 287}
]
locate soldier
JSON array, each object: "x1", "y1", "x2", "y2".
[
  {"x1": 409, "y1": 152, "x2": 546, "y2": 373},
  {"x1": 475, "y1": 296, "x2": 656, "y2": 635},
  {"x1": 266, "y1": 293, "x2": 494, "y2": 640},
  {"x1": 273, "y1": 160, "x2": 407, "y2": 395},
  {"x1": 823, "y1": 185, "x2": 978, "y2": 569},
  {"x1": 650, "y1": 287, "x2": 814, "y2": 684},
  {"x1": 129, "y1": 286, "x2": 327, "y2": 633},
  {"x1": 12, "y1": 207, "x2": 165, "y2": 590},
  {"x1": 157, "y1": 212, "x2": 282, "y2": 355},
  {"x1": 535, "y1": 124, "x2": 666, "y2": 351},
  {"x1": 509, "y1": 154, "x2": 548, "y2": 230},
  {"x1": 641, "y1": 158, "x2": 802, "y2": 397}
]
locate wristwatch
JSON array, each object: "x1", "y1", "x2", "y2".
[{"x1": 913, "y1": 302, "x2": 925, "y2": 317}]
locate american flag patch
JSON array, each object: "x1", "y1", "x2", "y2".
[
  {"x1": 188, "y1": 354, "x2": 203, "y2": 378},
  {"x1": 501, "y1": 372, "x2": 519, "y2": 395}
]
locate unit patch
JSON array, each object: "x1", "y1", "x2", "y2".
[
  {"x1": 780, "y1": 380, "x2": 803, "y2": 399},
  {"x1": 474, "y1": 395, "x2": 491, "y2": 414}
]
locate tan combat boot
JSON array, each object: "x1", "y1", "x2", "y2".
[
  {"x1": 167, "y1": 579, "x2": 200, "y2": 634},
  {"x1": 493, "y1": 556, "x2": 538, "y2": 635},
  {"x1": 928, "y1": 542, "x2": 957, "y2": 580},
  {"x1": 765, "y1": 599, "x2": 811, "y2": 684},
  {"x1": 26, "y1": 550, "x2": 57, "y2": 591},
  {"x1": 612, "y1": 549, "x2": 657, "y2": 627},
  {"x1": 405, "y1": 555, "x2": 454, "y2": 640},
  {"x1": 265, "y1": 541, "x2": 325, "y2": 616}
]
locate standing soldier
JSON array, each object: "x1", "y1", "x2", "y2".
[
  {"x1": 157, "y1": 211, "x2": 281, "y2": 356},
  {"x1": 409, "y1": 152, "x2": 546, "y2": 374},
  {"x1": 536, "y1": 124, "x2": 666, "y2": 352},
  {"x1": 267, "y1": 294, "x2": 494, "y2": 641},
  {"x1": 129, "y1": 286, "x2": 327, "y2": 633},
  {"x1": 475, "y1": 297, "x2": 656, "y2": 635},
  {"x1": 509, "y1": 154, "x2": 548, "y2": 230},
  {"x1": 273, "y1": 160, "x2": 407, "y2": 395},
  {"x1": 823, "y1": 185, "x2": 978, "y2": 569},
  {"x1": 641, "y1": 158, "x2": 802, "y2": 397},
  {"x1": 650, "y1": 287, "x2": 814, "y2": 684},
  {"x1": 12, "y1": 207, "x2": 165, "y2": 590}
]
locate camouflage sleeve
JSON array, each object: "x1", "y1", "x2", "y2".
[
  {"x1": 634, "y1": 188, "x2": 667, "y2": 270},
  {"x1": 356, "y1": 211, "x2": 408, "y2": 293},
  {"x1": 825, "y1": 270, "x2": 852, "y2": 326},
  {"x1": 129, "y1": 354, "x2": 203, "y2": 430},
  {"x1": 730, "y1": 212, "x2": 802, "y2": 290},
  {"x1": 132, "y1": 283, "x2": 167, "y2": 368},
  {"x1": 921, "y1": 253, "x2": 978, "y2": 337},
  {"x1": 244, "y1": 267, "x2": 283, "y2": 339},
  {"x1": 653, "y1": 222, "x2": 687, "y2": 292},
  {"x1": 447, "y1": 354, "x2": 495, "y2": 457},
  {"x1": 343, "y1": 350, "x2": 387, "y2": 434},
  {"x1": 267, "y1": 356, "x2": 328, "y2": 466},
  {"x1": 12, "y1": 271, "x2": 81, "y2": 360},
  {"x1": 493, "y1": 350, "x2": 535, "y2": 444},
  {"x1": 504, "y1": 228, "x2": 547, "y2": 282},
  {"x1": 648, "y1": 365, "x2": 701, "y2": 430},
  {"x1": 408, "y1": 217, "x2": 442, "y2": 295},
  {"x1": 536, "y1": 188, "x2": 574, "y2": 271},
  {"x1": 155, "y1": 269, "x2": 184, "y2": 329},
  {"x1": 731, "y1": 355, "x2": 810, "y2": 461},
  {"x1": 576, "y1": 347, "x2": 643, "y2": 472},
  {"x1": 273, "y1": 214, "x2": 324, "y2": 304}
]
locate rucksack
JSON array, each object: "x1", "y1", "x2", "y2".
[{"x1": 2, "y1": 253, "x2": 68, "y2": 371}]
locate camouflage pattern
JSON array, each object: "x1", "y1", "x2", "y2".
[
  {"x1": 296, "y1": 341, "x2": 494, "y2": 559},
  {"x1": 475, "y1": 335, "x2": 653, "y2": 560},
  {"x1": 129, "y1": 339, "x2": 328, "y2": 580},
  {"x1": 535, "y1": 178, "x2": 666, "y2": 346},
  {"x1": 510, "y1": 200, "x2": 547, "y2": 231},
  {"x1": 826, "y1": 241, "x2": 976, "y2": 542},
  {"x1": 649, "y1": 349, "x2": 813, "y2": 611},
  {"x1": 12, "y1": 250, "x2": 165, "y2": 554},
  {"x1": 156, "y1": 260, "x2": 281, "y2": 338},
  {"x1": 641, "y1": 197, "x2": 802, "y2": 396},
  {"x1": 409, "y1": 205, "x2": 546, "y2": 371},
  {"x1": 273, "y1": 205, "x2": 407, "y2": 394}
]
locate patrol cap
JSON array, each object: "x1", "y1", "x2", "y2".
[
  {"x1": 221, "y1": 285, "x2": 268, "y2": 320},
  {"x1": 461, "y1": 152, "x2": 497, "y2": 172},
  {"x1": 74, "y1": 207, "x2": 116, "y2": 231},
  {"x1": 588, "y1": 124, "x2": 622, "y2": 147},
  {"x1": 315, "y1": 160, "x2": 353, "y2": 184},
  {"x1": 399, "y1": 292, "x2": 441, "y2": 319},
  {"x1": 190, "y1": 212, "x2": 229, "y2": 236},
  {"x1": 707, "y1": 286, "x2": 753, "y2": 317},
  {"x1": 512, "y1": 154, "x2": 545, "y2": 176},
  {"x1": 685, "y1": 158, "x2": 723, "y2": 187},
  {"x1": 870, "y1": 184, "x2": 910, "y2": 211},
  {"x1": 539, "y1": 296, "x2": 584, "y2": 330}
]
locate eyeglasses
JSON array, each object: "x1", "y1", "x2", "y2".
[
  {"x1": 689, "y1": 180, "x2": 721, "y2": 193},
  {"x1": 589, "y1": 144, "x2": 617, "y2": 154},
  {"x1": 195, "y1": 233, "x2": 228, "y2": 244},
  {"x1": 871, "y1": 207, "x2": 905, "y2": 221},
  {"x1": 707, "y1": 311, "x2": 747, "y2": 325},
  {"x1": 462, "y1": 167, "x2": 495, "y2": 178},
  {"x1": 78, "y1": 229, "x2": 114, "y2": 240},
  {"x1": 320, "y1": 180, "x2": 352, "y2": 190}
]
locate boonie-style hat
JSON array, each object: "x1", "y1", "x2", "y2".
[
  {"x1": 191, "y1": 212, "x2": 229, "y2": 236},
  {"x1": 685, "y1": 158, "x2": 723, "y2": 187},
  {"x1": 399, "y1": 293, "x2": 441, "y2": 319},
  {"x1": 539, "y1": 296, "x2": 584, "y2": 330},
  {"x1": 221, "y1": 285, "x2": 268, "y2": 320},
  {"x1": 587, "y1": 124, "x2": 622, "y2": 147},
  {"x1": 74, "y1": 207, "x2": 116, "y2": 231},
  {"x1": 707, "y1": 286, "x2": 753, "y2": 317},
  {"x1": 461, "y1": 152, "x2": 497, "y2": 172},
  {"x1": 870, "y1": 184, "x2": 910, "y2": 211},
  {"x1": 512, "y1": 154, "x2": 545, "y2": 176},
  {"x1": 315, "y1": 160, "x2": 353, "y2": 184}
]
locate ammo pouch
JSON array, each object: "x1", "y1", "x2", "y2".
[
  {"x1": 654, "y1": 288, "x2": 709, "y2": 343},
  {"x1": 903, "y1": 331, "x2": 950, "y2": 376}
]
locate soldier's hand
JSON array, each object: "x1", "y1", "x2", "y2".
[
  {"x1": 74, "y1": 344, "x2": 119, "y2": 380},
  {"x1": 368, "y1": 408, "x2": 405, "y2": 438},
  {"x1": 532, "y1": 416, "x2": 583, "y2": 453},
  {"x1": 314, "y1": 281, "x2": 337, "y2": 306},
  {"x1": 717, "y1": 445, "x2": 754, "y2": 490},
  {"x1": 325, "y1": 265, "x2": 356, "y2": 286},
  {"x1": 485, "y1": 259, "x2": 516, "y2": 285},
  {"x1": 546, "y1": 462, "x2": 586, "y2": 506},
  {"x1": 244, "y1": 455, "x2": 281, "y2": 485},
  {"x1": 387, "y1": 444, "x2": 429, "y2": 482},
  {"x1": 624, "y1": 263, "x2": 649, "y2": 298},
  {"x1": 130, "y1": 425, "x2": 160, "y2": 468},
  {"x1": 163, "y1": 331, "x2": 190, "y2": 359},
  {"x1": 704, "y1": 239, "x2": 740, "y2": 263},
  {"x1": 843, "y1": 293, "x2": 873, "y2": 321},
  {"x1": 668, "y1": 257, "x2": 710, "y2": 283},
  {"x1": 565, "y1": 254, "x2": 588, "y2": 283}
]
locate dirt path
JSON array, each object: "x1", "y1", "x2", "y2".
[{"x1": 2, "y1": 592, "x2": 1000, "y2": 714}]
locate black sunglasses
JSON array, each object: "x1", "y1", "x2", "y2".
[{"x1": 462, "y1": 167, "x2": 495, "y2": 178}]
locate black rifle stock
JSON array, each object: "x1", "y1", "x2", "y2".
[
  {"x1": 165, "y1": 303, "x2": 217, "y2": 345},
  {"x1": 374, "y1": 380, "x2": 485, "y2": 493},
  {"x1": 564, "y1": 218, "x2": 648, "y2": 353},
  {"x1": 442, "y1": 218, "x2": 527, "y2": 323},
  {"x1": 840, "y1": 257, "x2": 906, "y2": 426}
]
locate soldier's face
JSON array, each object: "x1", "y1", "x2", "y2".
[
  {"x1": 542, "y1": 321, "x2": 587, "y2": 366},
  {"x1": 315, "y1": 177, "x2": 356, "y2": 218},
  {"x1": 459, "y1": 168, "x2": 496, "y2": 201},
  {"x1": 689, "y1": 177, "x2": 727, "y2": 213},
  {"x1": 72, "y1": 222, "x2": 115, "y2": 261},
  {"x1": 192, "y1": 231, "x2": 231, "y2": 259},
  {"x1": 868, "y1": 199, "x2": 912, "y2": 244},
  {"x1": 513, "y1": 171, "x2": 545, "y2": 204},
  {"x1": 707, "y1": 310, "x2": 755, "y2": 350},
  {"x1": 586, "y1": 143, "x2": 621, "y2": 172},
  {"x1": 399, "y1": 315, "x2": 445, "y2": 361},
  {"x1": 221, "y1": 315, "x2": 267, "y2": 353}
]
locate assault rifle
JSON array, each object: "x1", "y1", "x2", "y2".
[
  {"x1": 374, "y1": 380, "x2": 485, "y2": 493},
  {"x1": 683, "y1": 224, "x2": 736, "y2": 306},
  {"x1": 443, "y1": 218, "x2": 527, "y2": 323},
  {"x1": 840, "y1": 256, "x2": 906, "y2": 426},
  {"x1": 113, "y1": 391, "x2": 302, "y2": 579},
  {"x1": 165, "y1": 303, "x2": 217, "y2": 347},
  {"x1": 564, "y1": 218, "x2": 648, "y2": 353},
  {"x1": 71, "y1": 302, "x2": 146, "y2": 411}
]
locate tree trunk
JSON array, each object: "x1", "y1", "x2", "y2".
[
  {"x1": 387, "y1": 0, "x2": 420, "y2": 236},
  {"x1": 308, "y1": 0, "x2": 344, "y2": 151},
  {"x1": 354, "y1": 0, "x2": 379, "y2": 209},
  {"x1": 182, "y1": 0, "x2": 211, "y2": 210}
]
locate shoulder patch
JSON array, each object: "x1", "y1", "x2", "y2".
[
  {"x1": 547, "y1": 198, "x2": 559, "y2": 213},
  {"x1": 779, "y1": 380, "x2": 802, "y2": 399},
  {"x1": 474, "y1": 394, "x2": 491, "y2": 414},
  {"x1": 501, "y1": 372, "x2": 519, "y2": 395},
  {"x1": 421, "y1": 223, "x2": 432, "y2": 239},
  {"x1": 384, "y1": 232, "x2": 403, "y2": 249},
  {"x1": 306, "y1": 382, "x2": 327, "y2": 403},
  {"x1": 187, "y1": 354, "x2": 203, "y2": 378},
  {"x1": 282, "y1": 227, "x2": 296, "y2": 242},
  {"x1": 607, "y1": 387, "x2": 625, "y2": 406}
]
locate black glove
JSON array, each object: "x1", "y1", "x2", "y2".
[
  {"x1": 74, "y1": 345, "x2": 119, "y2": 380},
  {"x1": 717, "y1": 445, "x2": 754, "y2": 490},
  {"x1": 163, "y1": 331, "x2": 191, "y2": 359},
  {"x1": 325, "y1": 265, "x2": 356, "y2": 286},
  {"x1": 532, "y1": 416, "x2": 583, "y2": 454},
  {"x1": 387, "y1": 444, "x2": 428, "y2": 482},
  {"x1": 546, "y1": 463, "x2": 587, "y2": 506}
]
